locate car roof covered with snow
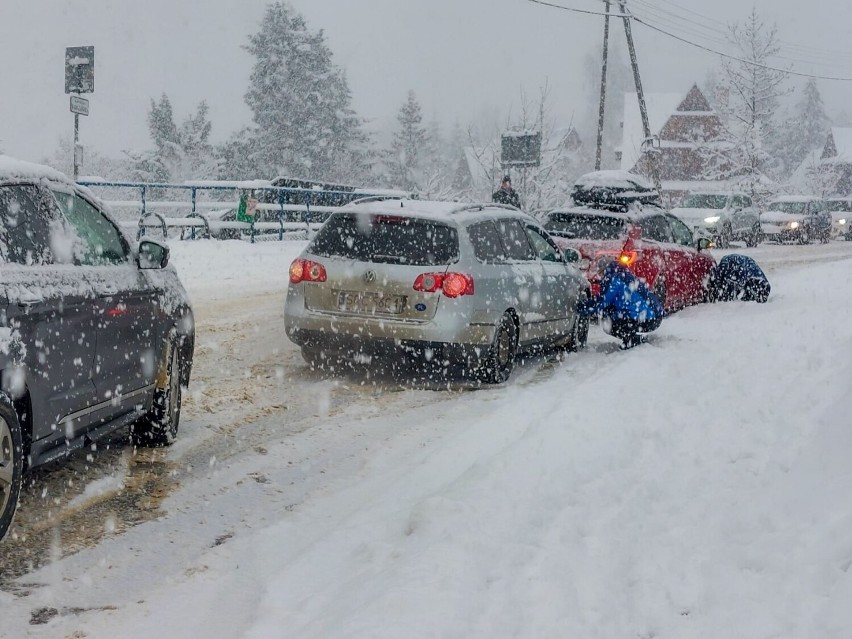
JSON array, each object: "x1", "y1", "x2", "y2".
[
  {"x1": 342, "y1": 198, "x2": 529, "y2": 223},
  {"x1": 573, "y1": 170, "x2": 655, "y2": 191},
  {"x1": 545, "y1": 204, "x2": 664, "y2": 222},
  {"x1": 0, "y1": 155, "x2": 74, "y2": 185}
]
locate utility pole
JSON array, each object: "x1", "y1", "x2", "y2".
[
  {"x1": 617, "y1": 1, "x2": 663, "y2": 197},
  {"x1": 595, "y1": 0, "x2": 611, "y2": 171}
]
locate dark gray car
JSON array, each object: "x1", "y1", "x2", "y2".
[{"x1": 0, "y1": 158, "x2": 195, "y2": 541}]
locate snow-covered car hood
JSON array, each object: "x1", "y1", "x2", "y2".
[{"x1": 761, "y1": 210, "x2": 805, "y2": 223}]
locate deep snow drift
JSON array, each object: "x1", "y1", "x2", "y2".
[{"x1": 2, "y1": 240, "x2": 852, "y2": 638}]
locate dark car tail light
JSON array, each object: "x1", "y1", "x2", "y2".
[
  {"x1": 289, "y1": 259, "x2": 327, "y2": 283},
  {"x1": 413, "y1": 272, "x2": 474, "y2": 298}
]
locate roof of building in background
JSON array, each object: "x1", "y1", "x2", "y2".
[
  {"x1": 618, "y1": 92, "x2": 683, "y2": 171},
  {"x1": 823, "y1": 128, "x2": 852, "y2": 161}
]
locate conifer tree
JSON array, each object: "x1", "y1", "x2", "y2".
[{"x1": 244, "y1": 3, "x2": 368, "y2": 181}]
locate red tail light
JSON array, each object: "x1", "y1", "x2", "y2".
[
  {"x1": 289, "y1": 258, "x2": 327, "y2": 283},
  {"x1": 413, "y1": 272, "x2": 474, "y2": 298}
]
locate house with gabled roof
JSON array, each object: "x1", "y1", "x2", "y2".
[
  {"x1": 791, "y1": 127, "x2": 852, "y2": 196},
  {"x1": 619, "y1": 84, "x2": 731, "y2": 206}
]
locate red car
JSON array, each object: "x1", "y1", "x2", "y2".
[{"x1": 543, "y1": 207, "x2": 715, "y2": 313}]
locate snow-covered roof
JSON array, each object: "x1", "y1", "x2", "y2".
[
  {"x1": 574, "y1": 170, "x2": 654, "y2": 190},
  {"x1": 618, "y1": 92, "x2": 683, "y2": 171},
  {"x1": 829, "y1": 127, "x2": 852, "y2": 161},
  {"x1": 0, "y1": 155, "x2": 72, "y2": 184},
  {"x1": 661, "y1": 180, "x2": 732, "y2": 192}
]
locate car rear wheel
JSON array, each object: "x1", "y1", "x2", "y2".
[
  {"x1": 654, "y1": 279, "x2": 668, "y2": 312},
  {"x1": 0, "y1": 398, "x2": 23, "y2": 541},
  {"x1": 745, "y1": 222, "x2": 761, "y2": 247},
  {"x1": 132, "y1": 340, "x2": 183, "y2": 447},
  {"x1": 566, "y1": 291, "x2": 590, "y2": 352},
  {"x1": 479, "y1": 312, "x2": 518, "y2": 384}
]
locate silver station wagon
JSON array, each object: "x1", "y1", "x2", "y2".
[{"x1": 284, "y1": 199, "x2": 589, "y2": 382}]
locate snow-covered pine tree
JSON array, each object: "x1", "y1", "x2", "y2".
[
  {"x1": 714, "y1": 8, "x2": 789, "y2": 196},
  {"x1": 244, "y1": 3, "x2": 368, "y2": 182},
  {"x1": 386, "y1": 91, "x2": 427, "y2": 190}
]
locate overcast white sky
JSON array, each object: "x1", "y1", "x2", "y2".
[{"x1": 2, "y1": 0, "x2": 852, "y2": 166}]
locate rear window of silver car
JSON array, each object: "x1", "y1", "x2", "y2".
[
  {"x1": 544, "y1": 212, "x2": 627, "y2": 240},
  {"x1": 310, "y1": 213, "x2": 459, "y2": 266}
]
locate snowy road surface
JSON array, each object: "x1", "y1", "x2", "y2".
[{"x1": 2, "y1": 239, "x2": 852, "y2": 637}]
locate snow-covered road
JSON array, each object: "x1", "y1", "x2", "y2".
[{"x1": 3, "y1": 239, "x2": 852, "y2": 638}]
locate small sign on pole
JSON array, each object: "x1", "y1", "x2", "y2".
[
  {"x1": 70, "y1": 95, "x2": 89, "y2": 116},
  {"x1": 65, "y1": 46, "x2": 95, "y2": 94}
]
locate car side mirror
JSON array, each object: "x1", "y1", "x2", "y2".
[
  {"x1": 562, "y1": 247, "x2": 581, "y2": 264},
  {"x1": 138, "y1": 239, "x2": 170, "y2": 269},
  {"x1": 696, "y1": 237, "x2": 712, "y2": 251}
]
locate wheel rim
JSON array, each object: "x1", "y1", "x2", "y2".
[{"x1": 0, "y1": 417, "x2": 14, "y2": 517}]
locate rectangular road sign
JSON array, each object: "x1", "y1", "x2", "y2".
[
  {"x1": 65, "y1": 46, "x2": 95, "y2": 94},
  {"x1": 70, "y1": 95, "x2": 89, "y2": 116}
]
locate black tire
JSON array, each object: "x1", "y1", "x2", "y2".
[
  {"x1": 654, "y1": 279, "x2": 668, "y2": 312},
  {"x1": 566, "y1": 291, "x2": 590, "y2": 352},
  {"x1": 0, "y1": 396, "x2": 24, "y2": 541},
  {"x1": 745, "y1": 223, "x2": 761, "y2": 248},
  {"x1": 479, "y1": 312, "x2": 518, "y2": 384},
  {"x1": 132, "y1": 340, "x2": 183, "y2": 447},
  {"x1": 715, "y1": 223, "x2": 732, "y2": 249}
]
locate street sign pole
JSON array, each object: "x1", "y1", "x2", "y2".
[
  {"x1": 65, "y1": 46, "x2": 94, "y2": 182},
  {"x1": 73, "y1": 109, "x2": 80, "y2": 180}
]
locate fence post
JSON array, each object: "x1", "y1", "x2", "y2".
[
  {"x1": 278, "y1": 190, "x2": 285, "y2": 241},
  {"x1": 304, "y1": 191, "x2": 312, "y2": 239},
  {"x1": 137, "y1": 185, "x2": 147, "y2": 240},
  {"x1": 190, "y1": 187, "x2": 197, "y2": 240}
]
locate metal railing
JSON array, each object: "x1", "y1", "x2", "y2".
[{"x1": 77, "y1": 180, "x2": 396, "y2": 242}]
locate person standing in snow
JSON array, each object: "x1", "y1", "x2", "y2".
[{"x1": 492, "y1": 176, "x2": 521, "y2": 208}]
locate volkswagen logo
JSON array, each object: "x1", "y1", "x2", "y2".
[{"x1": 364, "y1": 270, "x2": 377, "y2": 283}]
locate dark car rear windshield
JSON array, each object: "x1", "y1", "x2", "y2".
[
  {"x1": 309, "y1": 213, "x2": 459, "y2": 266},
  {"x1": 544, "y1": 212, "x2": 627, "y2": 240}
]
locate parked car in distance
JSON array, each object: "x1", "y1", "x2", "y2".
[
  {"x1": 284, "y1": 199, "x2": 590, "y2": 383},
  {"x1": 671, "y1": 191, "x2": 762, "y2": 248},
  {"x1": 824, "y1": 197, "x2": 852, "y2": 240},
  {"x1": 760, "y1": 196, "x2": 832, "y2": 244},
  {"x1": 0, "y1": 156, "x2": 195, "y2": 541},
  {"x1": 543, "y1": 206, "x2": 715, "y2": 313}
]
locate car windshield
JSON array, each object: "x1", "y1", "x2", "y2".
[
  {"x1": 826, "y1": 201, "x2": 852, "y2": 212},
  {"x1": 543, "y1": 212, "x2": 627, "y2": 240},
  {"x1": 771, "y1": 201, "x2": 808, "y2": 215},
  {"x1": 679, "y1": 194, "x2": 728, "y2": 209},
  {"x1": 309, "y1": 213, "x2": 459, "y2": 265}
]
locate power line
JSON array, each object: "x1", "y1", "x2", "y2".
[
  {"x1": 630, "y1": 0, "x2": 852, "y2": 68},
  {"x1": 631, "y1": 15, "x2": 852, "y2": 82},
  {"x1": 526, "y1": 0, "x2": 628, "y2": 18},
  {"x1": 524, "y1": 0, "x2": 852, "y2": 81}
]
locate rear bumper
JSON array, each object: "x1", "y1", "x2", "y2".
[{"x1": 287, "y1": 328, "x2": 490, "y2": 367}]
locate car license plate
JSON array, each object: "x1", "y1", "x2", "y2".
[{"x1": 337, "y1": 290, "x2": 405, "y2": 315}]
